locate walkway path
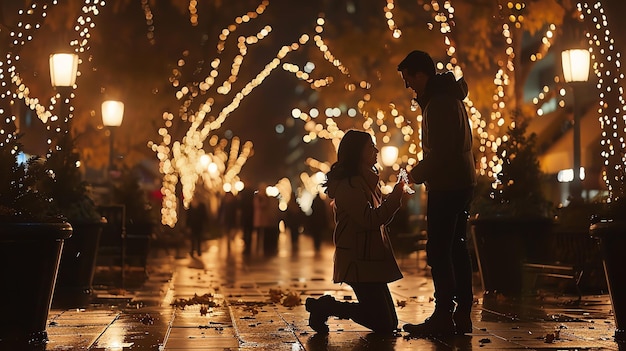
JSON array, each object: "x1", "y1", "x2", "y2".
[{"x1": 45, "y1": 232, "x2": 621, "y2": 350}]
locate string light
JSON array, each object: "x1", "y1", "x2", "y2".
[
  {"x1": 4, "y1": 0, "x2": 624, "y2": 225},
  {"x1": 141, "y1": 0, "x2": 156, "y2": 44},
  {"x1": 421, "y1": 1, "x2": 489, "y2": 175},
  {"x1": 1, "y1": 1, "x2": 102, "y2": 149},
  {"x1": 384, "y1": 0, "x2": 402, "y2": 38},
  {"x1": 530, "y1": 23, "x2": 556, "y2": 62},
  {"x1": 151, "y1": 1, "x2": 295, "y2": 226},
  {"x1": 283, "y1": 9, "x2": 420, "y2": 180},
  {"x1": 579, "y1": 1, "x2": 626, "y2": 200}
]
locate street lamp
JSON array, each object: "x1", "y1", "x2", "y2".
[
  {"x1": 562, "y1": 49, "x2": 590, "y2": 83},
  {"x1": 49, "y1": 53, "x2": 79, "y2": 140},
  {"x1": 561, "y1": 48, "x2": 590, "y2": 203},
  {"x1": 101, "y1": 100, "x2": 124, "y2": 173},
  {"x1": 49, "y1": 53, "x2": 79, "y2": 87}
]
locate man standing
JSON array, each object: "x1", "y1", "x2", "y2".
[{"x1": 398, "y1": 50, "x2": 477, "y2": 336}]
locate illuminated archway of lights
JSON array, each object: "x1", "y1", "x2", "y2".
[
  {"x1": 1, "y1": 1, "x2": 102, "y2": 152},
  {"x1": 504, "y1": 0, "x2": 626, "y2": 199}
]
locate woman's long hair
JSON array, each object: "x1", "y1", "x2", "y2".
[{"x1": 323, "y1": 130, "x2": 376, "y2": 190}]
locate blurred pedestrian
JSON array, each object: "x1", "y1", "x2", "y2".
[
  {"x1": 238, "y1": 187, "x2": 255, "y2": 255},
  {"x1": 186, "y1": 197, "x2": 207, "y2": 257},
  {"x1": 253, "y1": 185, "x2": 281, "y2": 255},
  {"x1": 305, "y1": 129, "x2": 409, "y2": 334},
  {"x1": 284, "y1": 195, "x2": 304, "y2": 250},
  {"x1": 218, "y1": 191, "x2": 238, "y2": 248},
  {"x1": 307, "y1": 194, "x2": 330, "y2": 252},
  {"x1": 398, "y1": 50, "x2": 477, "y2": 336}
]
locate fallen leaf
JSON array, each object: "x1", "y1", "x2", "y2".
[{"x1": 282, "y1": 292, "x2": 301, "y2": 307}]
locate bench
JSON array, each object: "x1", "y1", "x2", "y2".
[
  {"x1": 521, "y1": 229, "x2": 604, "y2": 300},
  {"x1": 95, "y1": 205, "x2": 127, "y2": 287},
  {"x1": 522, "y1": 262, "x2": 583, "y2": 300}
]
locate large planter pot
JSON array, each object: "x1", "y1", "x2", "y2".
[
  {"x1": 589, "y1": 220, "x2": 626, "y2": 342},
  {"x1": 470, "y1": 217, "x2": 553, "y2": 297},
  {"x1": 0, "y1": 222, "x2": 72, "y2": 349},
  {"x1": 52, "y1": 219, "x2": 106, "y2": 308}
]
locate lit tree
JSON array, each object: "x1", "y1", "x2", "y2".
[
  {"x1": 579, "y1": 2, "x2": 625, "y2": 201},
  {"x1": 1, "y1": 1, "x2": 261, "y2": 227},
  {"x1": 1, "y1": 1, "x2": 101, "y2": 152},
  {"x1": 3, "y1": 0, "x2": 624, "y2": 225},
  {"x1": 284, "y1": 0, "x2": 624, "y2": 203},
  {"x1": 284, "y1": 1, "x2": 443, "y2": 184},
  {"x1": 425, "y1": 0, "x2": 624, "y2": 200},
  {"x1": 148, "y1": 1, "x2": 300, "y2": 226},
  {"x1": 284, "y1": 1, "x2": 564, "y2": 177}
]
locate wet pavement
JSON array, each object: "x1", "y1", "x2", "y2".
[{"x1": 44, "y1": 231, "x2": 624, "y2": 350}]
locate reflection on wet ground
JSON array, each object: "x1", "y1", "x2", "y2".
[{"x1": 42, "y1": 232, "x2": 623, "y2": 350}]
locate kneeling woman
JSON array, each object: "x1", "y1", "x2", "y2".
[{"x1": 305, "y1": 129, "x2": 408, "y2": 333}]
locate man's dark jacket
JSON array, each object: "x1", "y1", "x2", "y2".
[{"x1": 410, "y1": 71, "x2": 477, "y2": 190}]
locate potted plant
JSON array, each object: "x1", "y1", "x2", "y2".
[
  {"x1": 0, "y1": 137, "x2": 73, "y2": 349},
  {"x1": 33, "y1": 133, "x2": 106, "y2": 308},
  {"x1": 470, "y1": 119, "x2": 554, "y2": 297}
]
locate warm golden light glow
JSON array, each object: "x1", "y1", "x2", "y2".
[
  {"x1": 380, "y1": 145, "x2": 399, "y2": 167},
  {"x1": 1, "y1": 1, "x2": 103, "y2": 150},
  {"x1": 49, "y1": 53, "x2": 79, "y2": 87},
  {"x1": 561, "y1": 49, "x2": 591, "y2": 83},
  {"x1": 579, "y1": 1, "x2": 626, "y2": 200},
  {"x1": 3, "y1": 0, "x2": 625, "y2": 226},
  {"x1": 101, "y1": 100, "x2": 124, "y2": 127}
]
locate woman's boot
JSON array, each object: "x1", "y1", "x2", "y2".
[{"x1": 305, "y1": 295, "x2": 336, "y2": 333}]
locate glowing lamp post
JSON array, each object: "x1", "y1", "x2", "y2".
[
  {"x1": 49, "y1": 53, "x2": 79, "y2": 87},
  {"x1": 102, "y1": 100, "x2": 124, "y2": 173},
  {"x1": 562, "y1": 49, "x2": 590, "y2": 83},
  {"x1": 561, "y1": 48, "x2": 590, "y2": 203},
  {"x1": 49, "y1": 53, "x2": 79, "y2": 139}
]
